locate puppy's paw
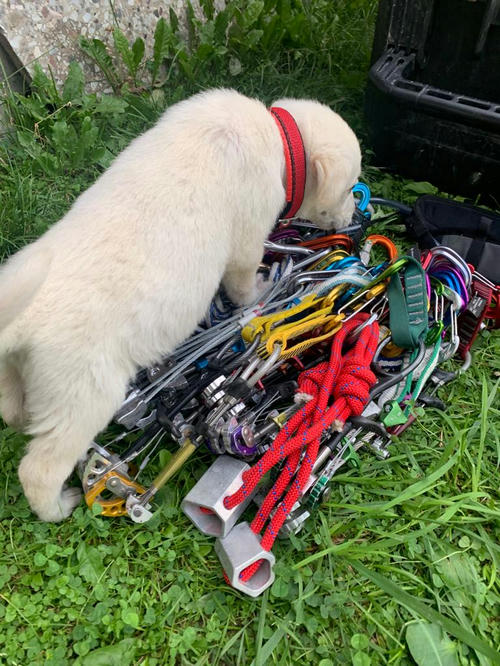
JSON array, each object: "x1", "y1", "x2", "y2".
[
  {"x1": 255, "y1": 273, "x2": 271, "y2": 296},
  {"x1": 224, "y1": 269, "x2": 271, "y2": 307},
  {"x1": 37, "y1": 487, "x2": 83, "y2": 522},
  {"x1": 225, "y1": 284, "x2": 258, "y2": 307},
  {"x1": 231, "y1": 276, "x2": 271, "y2": 306},
  {"x1": 55, "y1": 487, "x2": 83, "y2": 521}
]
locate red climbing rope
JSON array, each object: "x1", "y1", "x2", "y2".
[{"x1": 222, "y1": 312, "x2": 379, "y2": 586}]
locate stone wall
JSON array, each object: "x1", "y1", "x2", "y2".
[{"x1": 0, "y1": 0, "x2": 199, "y2": 91}]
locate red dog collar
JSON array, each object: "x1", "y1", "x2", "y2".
[{"x1": 270, "y1": 107, "x2": 306, "y2": 220}]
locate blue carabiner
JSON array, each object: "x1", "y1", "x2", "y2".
[
  {"x1": 336, "y1": 286, "x2": 359, "y2": 307},
  {"x1": 326, "y1": 256, "x2": 360, "y2": 271},
  {"x1": 432, "y1": 270, "x2": 465, "y2": 302},
  {"x1": 352, "y1": 182, "x2": 371, "y2": 214},
  {"x1": 370, "y1": 261, "x2": 389, "y2": 277}
]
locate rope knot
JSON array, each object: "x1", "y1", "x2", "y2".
[{"x1": 333, "y1": 360, "x2": 376, "y2": 416}]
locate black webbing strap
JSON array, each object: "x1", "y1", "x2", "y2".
[{"x1": 402, "y1": 195, "x2": 500, "y2": 283}]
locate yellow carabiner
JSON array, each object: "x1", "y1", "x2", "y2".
[
  {"x1": 382, "y1": 341, "x2": 405, "y2": 358},
  {"x1": 264, "y1": 311, "x2": 345, "y2": 357},
  {"x1": 363, "y1": 281, "x2": 387, "y2": 302},
  {"x1": 322, "y1": 283, "x2": 350, "y2": 308},
  {"x1": 277, "y1": 317, "x2": 345, "y2": 360},
  {"x1": 241, "y1": 293, "x2": 320, "y2": 343},
  {"x1": 310, "y1": 249, "x2": 349, "y2": 271}
]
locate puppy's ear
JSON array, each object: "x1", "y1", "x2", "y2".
[
  {"x1": 312, "y1": 152, "x2": 351, "y2": 202},
  {"x1": 311, "y1": 153, "x2": 335, "y2": 197}
]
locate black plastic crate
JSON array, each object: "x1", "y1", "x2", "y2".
[{"x1": 365, "y1": 0, "x2": 500, "y2": 204}]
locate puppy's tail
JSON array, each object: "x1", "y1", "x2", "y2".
[{"x1": 0, "y1": 245, "x2": 52, "y2": 332}]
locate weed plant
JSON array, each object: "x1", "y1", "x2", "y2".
[{"x1": 0, "y1": 1, "x2": 498, "y2": 664}]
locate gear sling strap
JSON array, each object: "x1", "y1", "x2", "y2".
[{"x1": 403, "y1": 195, "x2": 500, "y2": 285}]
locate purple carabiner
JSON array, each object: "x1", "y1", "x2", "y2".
[
  {"x1": 230, "y1": 425, "x2": 258, "y2": 457},
  {"x1": 268, "y1": 228, "x2": 302, "y2": 243}
]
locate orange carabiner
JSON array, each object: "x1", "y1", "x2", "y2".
[
  {"x1": 360, "y1": 234, "x2": 398, "y2": 264},
  {"x1": 299, "y1": 233, "x2": 354, "y2": 252}
]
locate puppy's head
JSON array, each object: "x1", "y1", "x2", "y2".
[{"x1": 271, "y1": 98, "x2": 361, "y2": 230}]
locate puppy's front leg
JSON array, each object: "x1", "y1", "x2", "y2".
[
  {"x1": 223, "y1": 267, "x2": 259, "y2": 306},
  {"x1": 222, "y1": 250, "x2": 265, "y2": 306}
]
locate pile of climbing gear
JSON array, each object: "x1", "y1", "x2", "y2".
[{"x1": 78, "y1": 184, "x2": 499, "y2": 597}]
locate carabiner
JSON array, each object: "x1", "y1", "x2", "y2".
[
  {"x1": 299, "y1": 233, "x2": 354, "y2": 252},
  {"x1": 310, "y1": 249, "x2": 350, "y2": 271},
  {"x1": 360, "y1": 234, "x2": 398, "y2": 266},
  {"x1": 425, "y1": 246, "x2": 472, "y2": 287},
  {"x1": 352, "y1": 182, "x2": 371, "y2": 214}
]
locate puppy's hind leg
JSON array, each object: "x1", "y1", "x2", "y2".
[
  {"x1": 0, "y1": 358, "x2": 26, "y2": 430},
  {"x1": 19, "y1": 430, "x2": 89, "y2": 522},
  {"x1": 18, "y1": 360, "x2": 129, "y2": 522}
]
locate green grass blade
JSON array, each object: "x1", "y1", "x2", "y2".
[
  {"x1": 254, "y1": 588, "x2": 269, "y2": 666},
  {"x1": 347, "y1": 559, "x2": 500, "y2": 663},
  {"x1": 472, "y1": 376, "x2": 498, "y2": 492},
  {"x1": 250, "y1": 626, "x2": 286, "y2": 666}
]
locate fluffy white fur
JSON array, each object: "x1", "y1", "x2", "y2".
[{"x1": 0, "y1": 88, "x2": 361, "y2": 521}]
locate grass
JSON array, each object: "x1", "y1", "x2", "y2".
[{"x1": 0, "y1": 1, "x2": 499, "y2": 664}]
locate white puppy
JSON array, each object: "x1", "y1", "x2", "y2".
[{"x1": 0, "y1": 88, "x2": 361, "y2": 521}]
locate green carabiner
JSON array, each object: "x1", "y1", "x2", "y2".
[
  {"x1": 426, "y1": 320, "x2": 444, "y2": 344},
  {"x1": 426, "y1": 278, "x2": 445, "y2": 344},
  {"x1": 342, "y1": 442, "x2": 361, "y2": 469}
]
